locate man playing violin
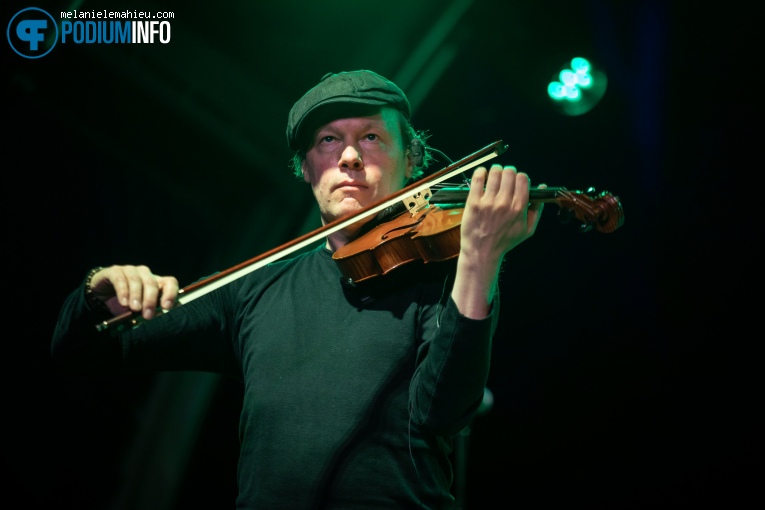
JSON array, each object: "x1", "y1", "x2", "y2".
[{"x1": 52, "y1": 70, "x2": 544, "y2": 509}]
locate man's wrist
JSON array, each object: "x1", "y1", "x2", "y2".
[{"x1": 84, "y1": 267, "x2": 109, "y2": 315}]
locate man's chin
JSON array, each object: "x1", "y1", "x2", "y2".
[{"x1": 333, "y1": 201, "x2": 366, "y2": 219}]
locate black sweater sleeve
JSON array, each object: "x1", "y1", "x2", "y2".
[
  {"x1": 52, "y1": 279, "x2": 241, "y2": 378},
  {"x1": 51, "y1": 282, "x2": 124, "y2": 374},
  {"x1": 409, "y1": 292, "x2": 498, "y2": 436}
]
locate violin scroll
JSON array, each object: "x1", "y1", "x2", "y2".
[{"x1": 555, "y1": 187, "x2": 624, "y2": 233}]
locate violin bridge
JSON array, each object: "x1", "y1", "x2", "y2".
[{"x1": 402, "y1": 188, "x2": 432, "y2": 216}]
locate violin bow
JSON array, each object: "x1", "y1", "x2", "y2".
[{"x1": 96, "y1": 140, "x2": 508, "y2": 332}]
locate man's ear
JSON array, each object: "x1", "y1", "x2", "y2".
[
  {"x1": 301, "y1": 160, "x2": 310, "y2": 183},
  {"x1": 405, "y1": 151, "x2": 414, "y2": 180}
]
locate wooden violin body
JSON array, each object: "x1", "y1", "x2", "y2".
[
  {"x1": 332, "y1": 186, "x2": 624, "y2": 284},
  {"x1": 332, "y1": 206, "x2": 464, "y2": 284}
]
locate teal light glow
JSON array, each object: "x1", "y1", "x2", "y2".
[{"x1": 547, "y1": 57, "x2": 607, "y2": 116}]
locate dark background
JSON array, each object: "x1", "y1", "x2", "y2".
[{"x1": 2, "y1": 1, "x2": 759, "y2": 509}]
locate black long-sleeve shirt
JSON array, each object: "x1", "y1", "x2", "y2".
[{"x1": 52, "y1": 245, "x2": 497, "y2": 509}]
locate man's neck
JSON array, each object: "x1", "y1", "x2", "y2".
[{"x1": 325, "y1": 230, "x2": 353, "y2": 252}]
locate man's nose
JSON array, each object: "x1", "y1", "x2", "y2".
[{"x1": 338, "y1": 145, "x2": 363, "y2": 170}]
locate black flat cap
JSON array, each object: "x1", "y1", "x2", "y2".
[{"x1": 286, "y1": 70, "x2": 411, "y2": 152}]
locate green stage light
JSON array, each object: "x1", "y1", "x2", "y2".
[{"x1": 548, "y1": 57, "x2": 607, "y2": 116}]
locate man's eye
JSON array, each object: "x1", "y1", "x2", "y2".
[
  {"x1": 321, "y1": 136, "x2": 335, "y2": 143},
  {"x1": 365, "y1": 134, "x2": 378, "y2": 141}
]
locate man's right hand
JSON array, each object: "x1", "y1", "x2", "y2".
[{"x1": 89, "y1": 265, "x2": 179, "y2": 320}]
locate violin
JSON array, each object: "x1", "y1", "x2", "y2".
[
  {"x1": 95, "y1": 140, "x2": 623, "y2": 332},
  {"x1": 332, "y1": 184, "x2": 624, "y2": 284}
]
